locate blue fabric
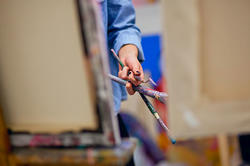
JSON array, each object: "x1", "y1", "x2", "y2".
[{"x1": 99, "y1": 0, "x2": 144, "y2": 113}]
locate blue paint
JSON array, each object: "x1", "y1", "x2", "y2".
[{"x1": 171, "y1": 138, "x2": 176, "y2": 144}]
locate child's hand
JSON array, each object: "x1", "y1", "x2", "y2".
[{"x1": 118, "y1": 44, "x2": 144, "y2": 95}]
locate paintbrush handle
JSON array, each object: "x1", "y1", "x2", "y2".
[
  {"x1": 108, "y1": 74, "x2": 167, "y2": 104},
  {"x1": 137, "y1": 86, "x2": 167, "y2": 104},
  {"x1": 138, "y1": 92, "x2": 176, "y2": 144},
  {"x1": 108, "y1": 74, "x2": 127, "y2": 85},
  {"x1": 111, "y1": 49, "x2": 124, "y2": 68}
]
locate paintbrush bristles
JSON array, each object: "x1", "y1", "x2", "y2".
[
  {"x1": 149, "y1": 78, "x2": 157, "y2": 86},
  {"x1": 158, "y1": 118, "x2": 176, "y2": 144}
]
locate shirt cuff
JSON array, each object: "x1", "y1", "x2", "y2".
[{"x1": 113, "y1": 33, "x2": 145, "y2": 62}]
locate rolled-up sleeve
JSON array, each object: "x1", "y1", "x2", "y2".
[{"x1": 107, "y1": 0, "x2": 144, "y2": 62}]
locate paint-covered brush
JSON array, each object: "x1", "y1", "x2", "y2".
[
  {"x1": 110, "y1": 49, "x2": 175, "y2": 144},
  {"x1": 148, "y1": 78, "x2": 157, "y2": 87},
  {"x1": 109, "y1": 74, "x2": 175, "y2": 143},
  {"x1": 108, "y1": 74, "x2": 167, "y2": 104},
  {"x1": 111, "y1": 49, "x2": 124, "y2": 68},
  {"x1": 108, "y1": 74, "x2": 127, "y2": 85},
  {"x1": 134, "y1": 75, "x2": 157, "y2": 86},
  {"x1": 110, "y1": 49, "x2": 167, "y2": 103},
  {"x1": 138, "y1": 92, "x2": 176, "y2": 144}
]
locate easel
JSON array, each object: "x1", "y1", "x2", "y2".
[
  {"x1": 0, "y1": 107, "x2": 136, "y2": 166},
  {"x1": 0, "y1": 107, "x2": 9, "y2": 166}
]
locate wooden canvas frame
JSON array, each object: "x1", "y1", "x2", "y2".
[
  {"x1": 76, "y1": 0, "x2": 121, "y2": 146},
  {"x1": 162, "y1": 0, "x2": 250, "y2": 139}
]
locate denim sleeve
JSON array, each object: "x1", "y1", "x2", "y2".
[{"x1": 107, "y1": 0, "x2": 144, "y2": 62}]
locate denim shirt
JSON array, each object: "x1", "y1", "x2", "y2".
[{"x1": 98, "y1": 0, "x2": 144, "y2": 113}]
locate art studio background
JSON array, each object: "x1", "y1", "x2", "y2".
[
  {"x1": 0, "y1": 0, "x2": 249, "y2": 166},
  {"x1": 120, "y1": 0, "x2": 246, "y2": 166}
]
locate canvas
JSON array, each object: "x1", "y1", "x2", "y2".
[
  {"x1": 162, "y1": 0, "x2": 250, "y2": 139},
  {"x1": 0, "y1": 0, "x2": 119, "y2": 146}
]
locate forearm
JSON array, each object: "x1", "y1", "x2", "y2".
[{"x1": 107, "y1": 0, "x2": 144, "y2": 62}]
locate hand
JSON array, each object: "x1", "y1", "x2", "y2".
[{"x1": 118, "y1": 44, "x2": 144, "y2": 95}]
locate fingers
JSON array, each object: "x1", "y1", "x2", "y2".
[
  {"x1": 118, "y1": 66, "x2": 139, "y2": 95},
  {"x1": 136, "y1": 66, "x2": 144, "y2": 82},
  {"x1": 117, "y1": 51, "x2": 145, "y2": 95},
  {"x1": 118, "y1": 65, "x2": 143, "y2": 87},
  {"x1": 118, "y1": 65, "x2": 144, "y2": 87},
  {"x1": 126, "y1": 82, "x2": 135, "y2": 95},
  {"x1": 131, "y1": 67, "x2": 144, "y2": 85},
  {"x1": 118, "y1": 66, "x2": 129, "y2": 80},
  {"x1": 127, "y1": 61, "x2": 144, "y2": 82},
  {"x1": 128, "y1": 71, "x2": 140, "y2": 86}
]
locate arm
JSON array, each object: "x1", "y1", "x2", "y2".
[{"x1": 107, "y1": 0, "x2": 144, "y2": 94}]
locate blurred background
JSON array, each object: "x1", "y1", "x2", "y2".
[
  {"x1": 120, "y1": 0, "x2": 246, "y2": 166},
  {"x1": 0, "y1": 0, "x2": 249, "y2": 166}
]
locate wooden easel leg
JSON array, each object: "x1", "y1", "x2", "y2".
[
  {"x1": 8, "y1": 155, "x2": 17, "y2": 166},
  {"x1": 0, "y1": 153, "x2": 8, "y2": 166},
  {"x1": 0, "y1": 107, "x2": 10, "y2": 166},
  {"x1": 218, "y1": 134, "x2": 230, "y2": 166}
]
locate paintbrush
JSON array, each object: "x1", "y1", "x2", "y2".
[
  {"x1": 108, "y1": 74, "x2": 167, "y2": 104},
  {"x1": 138, "y1": 92, "x2": 176, "y2": 144},
  {"x1": 110, "y1": 49, "x2": 176, "y2": 144},
  {"x1": 111, "y1": 49, "x2": 125, "y2": 68}
]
